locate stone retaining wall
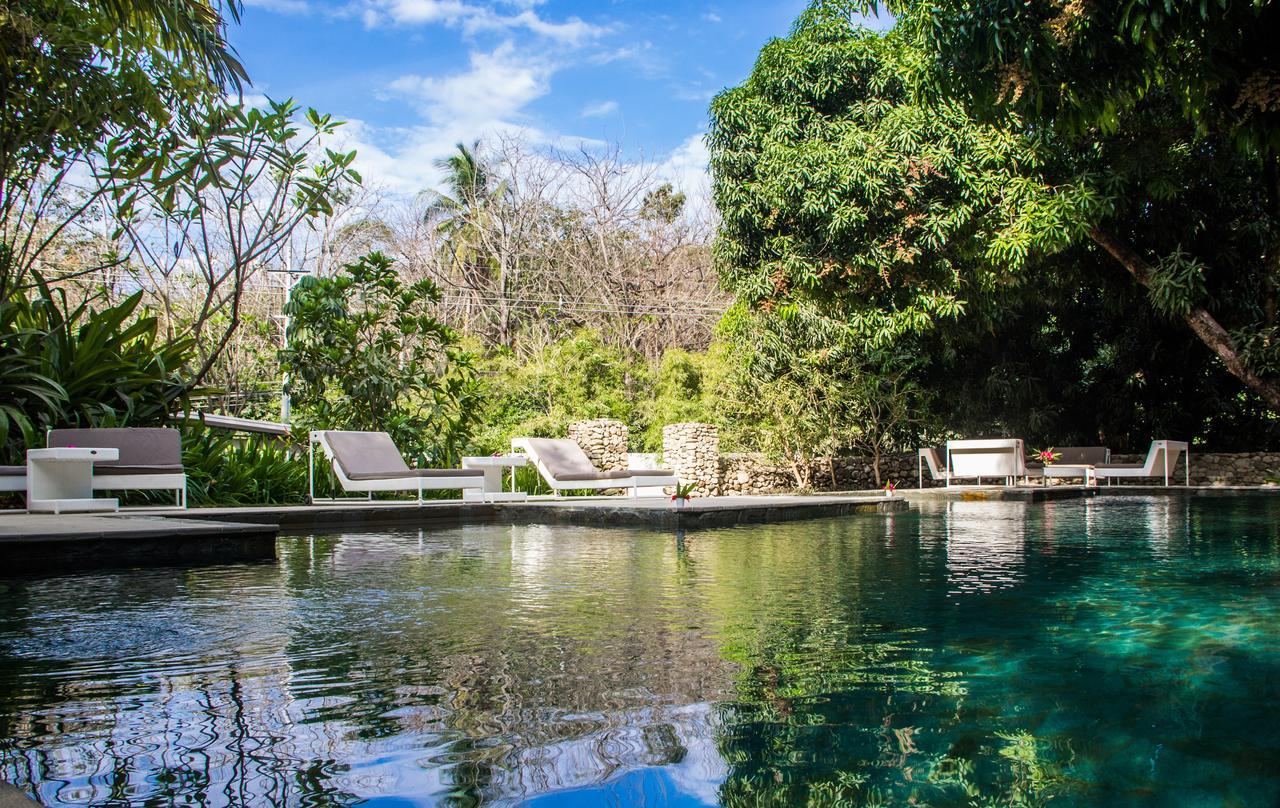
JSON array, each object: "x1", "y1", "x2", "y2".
[
  {"x1": 566, "y1": 419, "x2": 628, "y2": 471},
  {"x1": 719, "y1": 452, "x2": 935, "y2": 495},
  {"x1": 661, "y1": 422, "x2": 720, "y2": 496}
]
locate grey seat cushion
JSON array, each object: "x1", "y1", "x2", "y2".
[
  {"x1": 0, "y1": 466, "x2": 24, "y2": 477},
  {"x1": 522, "y1": 438, "x2": 610, "y2": 481},
  {"x1": 1055, "y1": 447, "x2": 1110, "y2": 465},
  {"x1": 47, "y1": 428, "x2": 183, "y2": 469},
  {"x1": 1096, "y1": 463, "x2": 1145, "y2": 470},
  {"x1": 556, "y1": 470, "x2": 632, "y2": 482},
  {"x1": 325, "y1": 431, "x2": 482, "y2": 481},
  {"x1": 628, "y1": 468, "x2": 674, "y2": 477},
  {"x1": 94, "y1": 464, "x2": 184, "y2": 476}
]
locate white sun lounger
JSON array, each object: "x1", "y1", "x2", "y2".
[
  {"x1": 512, "y1": 437, "x2": 678, "y2": 496},
  {"x1": 1095, "y1": 440, "x2": 1190, "y2": 486},
  {"x1": 310, "y1": 430, "x2": 485, "y2": 502}
]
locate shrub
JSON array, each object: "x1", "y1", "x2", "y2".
[{"x1": 181, "y1": 429, "x2": 308, "y2": 506}]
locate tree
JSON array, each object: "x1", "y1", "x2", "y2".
[
  {"x1": 708, "y1": 10, "x2": 1050, "y2": 349},
  {"x1": 106, "y1": 97, "x2": 360, "y2": 388},
  {"x1": 711, "y1": 1, "x2": 1280, "y2": 421},
  {"x1": 886, "y1": 0, "x2": 1280, "y2": 409},
  {"x1": 281, "y1": 252, "x2": 479, "y2": 466},
  {"x1": 0, "y1": 0, "x2": 247, "y2": 294}
]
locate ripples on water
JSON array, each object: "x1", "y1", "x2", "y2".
[{"x1": 1, "y1": 496, "x2": 1279, "y2": 806}]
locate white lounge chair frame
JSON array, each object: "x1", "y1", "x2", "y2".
[
  {"x1": 309, "y1": 431, "x2": 485, "y2": 503},
  {"x1": 917, "y1": 448, "x2": 951, "y2": 488},
  {"x1": 1097, "y1": 440, "x2": 1190, "y2": 486},
  {"x1": 511, "y1": 438, "x2": 678, "y2": 497}
]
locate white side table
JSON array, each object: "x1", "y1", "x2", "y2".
[
  {"x1": 1042, "y1": 464, "x2": 1097, "y2": 487},
  {"x1": 27, "y1": 447, "x2": 120, "y2": 513},
  {"x1": 461, "y1": 455, "x2": 528, "y2": 502}
]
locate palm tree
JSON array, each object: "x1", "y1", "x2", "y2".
[{"x1": 424, "y1": 142, "x2": 516, "y2": 345}]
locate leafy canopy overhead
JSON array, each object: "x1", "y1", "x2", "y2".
[
  {"x1": 708, "y1": 6, "x2": 1094, "y2": 346},
  {"x1": 890, "y1": 0, "x2": 1280, "y2": 154}
]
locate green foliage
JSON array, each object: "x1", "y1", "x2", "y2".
[
  {"x1": 720, "y1": 303, "x2": 932, "y2": 486},
  {"x1": 282, "y1": 251, "x2": 479, "y2": 466},
  {"x1": 708, "y1": 14, "x2": 1055, "y2": 347},
  {"x1": 894, "y1": 0, "x2": 1280, "y2": 155},
  {"x1": 0, "y1": 0, "x2": 246, "y2": 291},
  {"x1": 182, "y1": 429, "x2": 307, "y2": 506},
  {"x1": 0, "y1": 279, "x2": 194, "y2": 463},
  {"x1": 638, "y1": 345, "x2": 735, "y2": 451},
  {"x1": 471, "y1": 330, "x2": 651, "y2": 453}
]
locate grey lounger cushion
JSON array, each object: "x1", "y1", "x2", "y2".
[
  {"x1": 325, "y1": 431, "x2": 483, "y2": 481},
  {"x1": 95, "y1": 464, "x2": 184, "y2": 476},
  {"x1": 47, "y1": 428, "x2": 183, "y2": 469},
  {"x1": 556, "y1": 470, "x2": 632, "y2": 482},
  {"x1": 522, "y1": 438, "x2": 616, "y2": 481},
  {"x1": 628, "y1": 468, "x2": 675, "y2": 477},
  {"x1": 0, "y1": 466, "x2": 24, "y2": 477}
]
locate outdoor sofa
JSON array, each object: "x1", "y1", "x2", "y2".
[
  {"x1": 310, "y1": 430, "x2": 485, "y2": 502},
  {"x1": 944, "y1": 438, "x2": 1026, "y2": 486},
  {"x1": 1024, "y1": 446, "x2": 1110, "y2": 484},
  {"x1": 512, "y1": 437, "x2": 679, "y2": 496},
  {"x1": 47, "y1": 427, "x2": 188, "y2": 508}
]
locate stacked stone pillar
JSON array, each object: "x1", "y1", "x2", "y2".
[
  {"x1": 662, "y1": 422, "x2": 720, "y2": 496},
  {"x1": 566, "y1": 419, "x2": 629, "y2": 471}
]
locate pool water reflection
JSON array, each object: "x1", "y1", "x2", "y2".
[{"x1": 1, "y1": 495, "x2": 1279, "y2": 806}]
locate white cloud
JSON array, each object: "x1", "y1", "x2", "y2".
[
  {"x1": 245, "y1": 0, "x2": 309, "y2": 13},
  {"x1": 580, "y1": 100, "x2": 618, "y2": 118},
  {"x1": 362, "y1": 0, "x2": 605, "y2": 44},
  {"x1": 655, "y1": 133, "x2": 712, "y2": 217},
  {"x1": 388, "y1": 41, "x2": 552, "y2": 127},
  {"x1": 702, "y1": 11, "x2": 721, "y2": 23}
]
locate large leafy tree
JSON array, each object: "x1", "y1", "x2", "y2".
[
  {"x1": 886, "y1": 0, "x2": 1280, "y2": 409},
  {"x1": 708, "y1": 8, "x2": 1065, "y2": 347},
  {"x1": 712, "y1": 0, "x2": 1280, "y2": 433},
  {"x1": 0, "y1": 0, "x2": 247, "y2": 292}
]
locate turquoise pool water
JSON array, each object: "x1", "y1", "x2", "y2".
[{"x1": 1, "y1": 495, "x2": 1278, "y2": 806}]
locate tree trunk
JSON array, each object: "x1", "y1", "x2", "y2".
[{"x1": 1090, "y1": 227, "x2": 1280, "y2": 410}]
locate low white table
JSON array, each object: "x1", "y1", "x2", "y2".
[
  {"x1": 1040, "y1": 464, "x2": 1097, "y2": 487},
  {"x1": 461, "y1": 455, "x2": 528, "y2": 502},
  {"x1": 26, "y1": 447, "x2": 120, "y2": 514}
]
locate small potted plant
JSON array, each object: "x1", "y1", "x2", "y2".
[
  {"x1": 1031, "y1": 447, "x2": 1061, "y2": 466},
  {"x1": 672, "y1": 481, "x2": 697, "y2": 507},
  {"x1": 883, "y1": 480, "x2": 896, "y2": 497}
]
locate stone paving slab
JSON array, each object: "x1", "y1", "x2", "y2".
[{"x1": 0, "y1": 514, "x2": 277, "y2": 573}]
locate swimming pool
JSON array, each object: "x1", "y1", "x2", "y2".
[{"x1": 1, "y1": 495, "x2": 1277, "y2": 806}]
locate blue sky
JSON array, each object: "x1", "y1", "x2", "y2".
[{"x1": 228, "y1": 0, "x2": 890, "y2": 198}]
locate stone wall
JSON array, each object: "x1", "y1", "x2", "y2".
[
  {"x1": 566, "y1": 419, "x2": 628, "y2": 471},
  {"x1": 662, "y1": 423, "x2": 720, "y2": 496},
  {"x1": 719, "y1": 452, "x2": 938, "y2": 495}
]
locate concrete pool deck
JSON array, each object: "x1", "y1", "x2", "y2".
[
  {"x1": 1, "y1": 486, "x2": 1276, "y2": 572},
  {"x1": 0, "y1": 494, "x2": 905, "y2": 570},
  {"x1": 0, "y1": 513, "x2": 278, "y2": 572}
]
